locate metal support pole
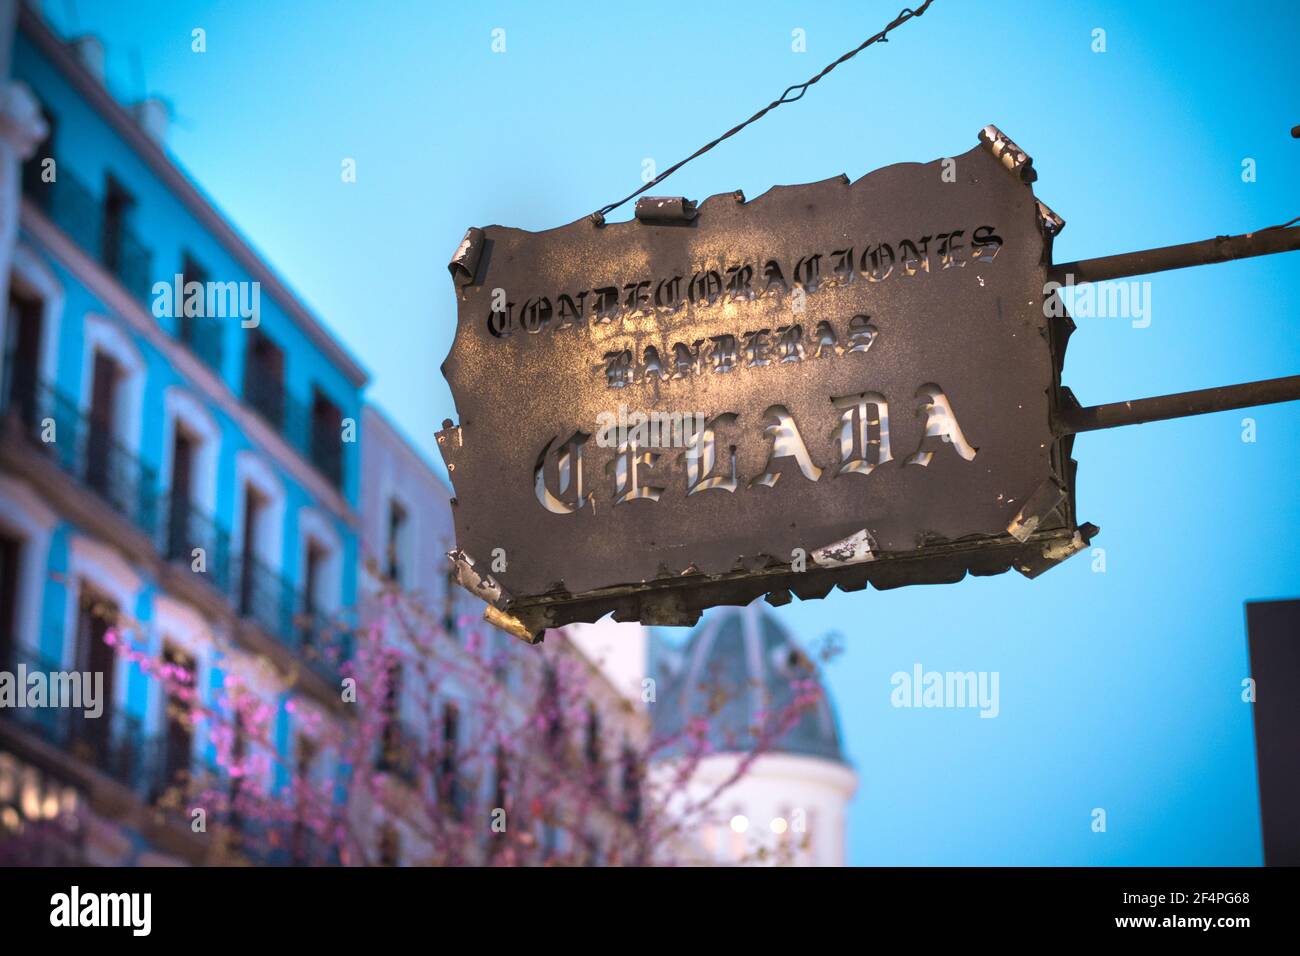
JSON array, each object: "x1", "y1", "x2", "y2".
[
  {"x1": 1050, "y1": 225, "x2": 1300, "y2": 284},
  {"x1": 1057, "y1": 375, "x2": 1300, "y2": 434}
]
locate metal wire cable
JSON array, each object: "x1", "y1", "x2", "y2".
[{"x1": 591, "y1": 0, "x2": 940, "y2": 224}]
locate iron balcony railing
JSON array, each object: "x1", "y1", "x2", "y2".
[
  {"x1": 243, "y1": 375, "x2": 344, "y2": 491},
  {"x1": 1, "y1": 353, "x2": 158, "y2": 537},
  {"x1": 0, "y1": 364, "x2": 350, "y2": 683},
  {"x1": 233, "y1": 550, "x2": 295, "y2": 646},
  {"x1": 154, "y1": 506, "x2": 351, "y2": 682},
  {"x1": 0, "y1": 645, "x2": 72, "y2": 745},
  {"x1": 155, "y1": 494, "x2": 351, "y2": 682},
  {"x1": 22, "y1": 159, "x2": 153, "y2": 305},
  {"x1": 230, "y1": 551, "x2": 351, "y2": 683},
  {"x1": 0, "y1": 646, "x2": 158, "y2": 796},
  {"x1": 158, "y1": 490, "x2": 234, "y2": 596},
  {"x1": 0, "y1": 372, "x2": 348, "y2": 683}
]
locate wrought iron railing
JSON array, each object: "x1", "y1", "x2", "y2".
[
  {"x1": 232, "y1": 550, "x2": 295, "y2": 644},
  {"x1": 1, "y1": 353, "x2": 158, "y2": 536},
  {"x1": 21, "y1": 159, "x2": 153, "y2": 304},
  {"x1": 67, "y1": 710, "x2": 153, "y2": 793},
  {"x1": 243, "y1": 376, "x2": 344, "y2": 491},
  {"x1": 158, "y1": 491, "x2": 233, "y2": 595},
  {"x1": 0, "y1": 645, "x2": 73, "y2": 744},
  {"x1": 0, "y1": 648, "x2": 160, "y2": 797},
  {"x1": 21, "y1": 159, "x2": 346, "y2": 491},
  {"x1": 230, "y1": 551, "x2": 351, "y2": 682}
]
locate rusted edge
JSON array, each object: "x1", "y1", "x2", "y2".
[
  {"x1": 447, "y1": 548, "x2": 510, "y2": 609},
  {"x1": 448, "y1": 227, "x2": 486, "y2": 286},
  {"x1": 978, "y1": 125, "x2": 1037, "y2": 183},
  {"x1": 1016, "y1": 522, "x2": 1099, "y2": 579},
  {"x1": 1007, "y1": 477, "x2": 1068, "y2": 542}
]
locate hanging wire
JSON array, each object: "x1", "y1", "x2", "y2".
[{"x1": 591, "y1": 0, "x2": 940, "y2": 224}]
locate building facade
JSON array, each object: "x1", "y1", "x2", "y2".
[
  {"x1": 0, "y1": 0, "x2": 854, "y2": 868},
  {"x1": 357, "y1": 405, "x2": 650, "y2": 865},
  {"x1": 0, "y1": 0, "x2": 364, "y2": 864}
]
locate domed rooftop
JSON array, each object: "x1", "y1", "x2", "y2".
[{"x1": 651, "y1": 601, "x2": 847, "y2": 763}]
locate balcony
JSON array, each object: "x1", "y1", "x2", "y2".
[
  {"x1": 1, "y1": 648, "x2": 278, "y2": 863},
  {"x1": 22, "y1": 158, "x2": 153, "y2": 305},
  {"x1": 0, "y1": 360, "x2": 349, "y2": 687},
  {"x1": 244, "y1": 378, "x2": 345, "y2": 491},
  {"x1": 1, "y1": 354, "x2": 158, "y2": 537},
  {"x1": 21, "y1": 157, "x2": 347, "y2": 494},
  {"x1": 159, "y1": 491, "x2": 234, "y2": 595},
  {"x1": 232, "y1": 551, "x2": 350, "y2": 683},
  {"x1": 0, "y1": 647, "x2": 154, "y2": 796}
]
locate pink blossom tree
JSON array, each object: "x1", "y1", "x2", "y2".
[{"x1": 2, "y1": 581, "x2": 834, "y2": 867}]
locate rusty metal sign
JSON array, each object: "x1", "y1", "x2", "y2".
[{"x1": 438, "y1": 126, "x2": 1100, "y2": 640}]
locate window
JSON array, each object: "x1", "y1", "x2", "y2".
[
  {"x1": 301, "y1": 540, "x2": 328, "y2": 647},
  {"x1": 73, "y1": 587, "x2": 117, "y2": 757},
  {"x1": 584, "y1": 704, "x2": 603, "y2": 793},
  {"x1": 620, "y1": 743, "x2": 642, "y2": 826},
  {"x1": 179, "y1": 254, "x2": 209, "y2": 301},
  {"x1": 492, "y1": 745, "x2": 508, "y2": 812},
  {"x1": 309, "y1": 388, "x2": 343, "y2": 488},
  {"x1": 100, "y1": 175, "x2": 136, "y2": 278},
  {"x1": 542, "y1": 665, "x2": 563, "y2": 755},
  {"x1": 164, "y1": 427, "x2": 196, "y2": 561},
  {"x1": 158, "y1": 641, "x2": 195, "y2": 796},
  {"x1": 440, "y1": 701, "x2": 462, "y2": 818},
  {"x1": 292, "y1": 733, "x2": 317, "y2": 865},
  {"x1": 177, "y1": 253, "x2": 222, "y2": 372},
  {"x1": 442, "y1": 567, "x2": 457, "y2": 634},
  {"x1": 4, "y1": 284, "x2": 44, "y2": 423},
  {"x1": 237, "y1": 484, "x2": 267, "y2": 617},
  {"x1": 385, "y1": 499, "x2": 408, "y2": 584},
  {"x1": 296, "y1": 733, "x2": 317, "y2": 783},
  {"x1": 0, "y1": 532, "x2": 20, "y2": 669},
  {"x1": 85, "y1": 349, "x2": 123, "y2": 502},
  {"x1": 243, "y1": 331, "x2": 284, "y2": 429},
  {"x1": 377, "y1": 661, "x2": 404, "y2": 774}
]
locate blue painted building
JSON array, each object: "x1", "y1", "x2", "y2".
[{"x1": 0, "y1": 0, "x2": 365, "y2": 864}]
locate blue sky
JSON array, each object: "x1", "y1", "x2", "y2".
[{"x1": 46, "y1": 0, "x2": 1300, "y2": 864}]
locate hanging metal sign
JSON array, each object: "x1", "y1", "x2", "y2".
[
  {"x1": 440, "y1": 125, "x2": 1300, "y2": 641},
  {"x1": 439, "y1": 127, "x2": 1101, "y2": 640}
]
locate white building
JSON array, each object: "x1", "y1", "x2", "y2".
[{"x1": 649, "y1": 602, "x2": 857, "y2": 866}]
